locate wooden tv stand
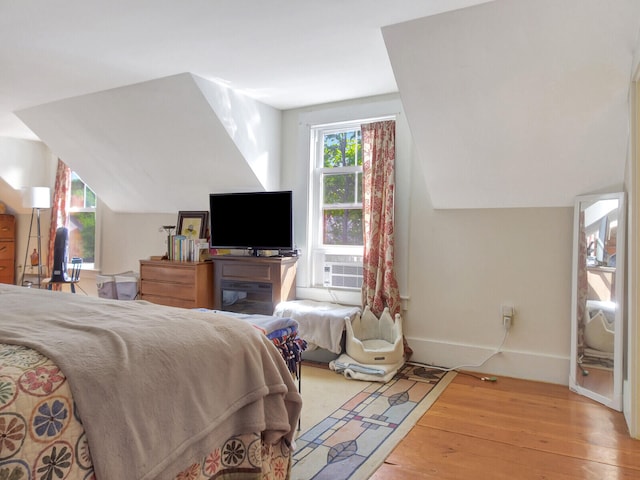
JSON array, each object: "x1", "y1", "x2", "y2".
[{"x1": 211, "y1": 255, "x2": 297, "y2": 315}]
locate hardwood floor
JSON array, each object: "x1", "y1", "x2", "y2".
[{"x1": 370, "y1": 371, "x2": 639, "y2": 479}]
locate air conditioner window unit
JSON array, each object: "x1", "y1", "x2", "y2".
[{"x1": 323, "y1": 261, "x2": 363, "y2": 289}]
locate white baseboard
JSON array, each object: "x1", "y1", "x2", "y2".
[{"x1": 406, "y1": 336, "x2": 570, "y2": 386}]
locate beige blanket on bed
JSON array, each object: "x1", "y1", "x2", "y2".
[{"x1": 0, "y1": 284, "x2": 301, "y2": 480}]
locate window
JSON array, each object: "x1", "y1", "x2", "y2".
[
  {"x1": 310, "y1": 122, "x2": 364, "y2": 289},
  {"x1": 68, "y1": 172, "x2": 97, "y2": 269}
]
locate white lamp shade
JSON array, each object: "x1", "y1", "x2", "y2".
[{"x1": 22, "y1": 187, "x2": 51, "y2": 209}]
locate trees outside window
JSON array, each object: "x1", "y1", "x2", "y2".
[
  {"x1": 319, "y1": 128, "x2": 363, "y2": 246},
  {"x1": 68, "y1": 172, "x2": 97, "y2": 268}
]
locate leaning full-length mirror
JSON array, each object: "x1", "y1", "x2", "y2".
[{"x1": 570, "y1": 192, "x2": 625, "y2": 411}]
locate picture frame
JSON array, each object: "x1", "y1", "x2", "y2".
[{"x1": 177, "y1": 211, "x2": 209, "y2": 240}]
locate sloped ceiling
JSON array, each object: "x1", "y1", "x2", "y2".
[
  {"x1": 383, "y1": 0, "x2": 640, "y2": 208},
  {"x1": 3, "y1": 0, "x2": 639, "y2": 213},
  {"x1": 1, "y1": 0, "x2": 494, "y2": 214},
  {"x1": 16, "y1": 73, "x2": 280, "y2": 213}
]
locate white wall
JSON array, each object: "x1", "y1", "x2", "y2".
[
  {"x1": 407, "y1": 176, "x2": 573, "y2": 384},
  {"x1": 0, "y1": 138, "x2": 54, "y2": 284},
  {"x1": 281, "y1": 94, "x2": 575, "y2": 385},
  {"x1": 624, "y1": 63, "x2": 640, "y2": 437},
  {"x1": 0, "y1": 138, "x2": 176, "y2": 289},
  {"x1": 1, "y1": 95, "x2": 582, "y2": 385},
  {"x1": 99, "y1": 207, "x2": 177, "y2": 274}
]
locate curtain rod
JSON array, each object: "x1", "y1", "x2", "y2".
[{"x1": 310, "y1": 113, "x2": 400, "y2": 129}]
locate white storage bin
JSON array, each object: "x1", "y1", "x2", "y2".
[
  {"x1": 96, "y1": 274, "x2": 117, "y2": 299},
  {"x1": 115, "y1": 272, "x2": 140, "y2": 300},
  {"x1": 97, "y1": 271, "x2": 139, "y2": 300}
]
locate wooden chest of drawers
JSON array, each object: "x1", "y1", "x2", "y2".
[
  {"x1": 139, "y1": 259, "x2": 214, "y2": 309},
  {"x1": 0, "y1": 214, "x2": 16, "y2": 285}
]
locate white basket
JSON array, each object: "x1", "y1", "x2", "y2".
[
  {"x1": 97, "y1": 271, "x2": 139, "y2": 300},
  {"x1": 115, "y1": 272, "x2": 140, "y2": 300},
  {"x1": 96, "y1": 274, "x2": 117, "y2": 299}
]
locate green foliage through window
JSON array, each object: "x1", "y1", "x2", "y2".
[
  {"x1": 69, "y1": 172, "x2": 96, "y2": 264},
  {"x1": 320, "y1": 129, "x2": 363, "y2": 246},
  {"x1": 323, "y1": 131, "x2": 361, "y2": 168}
]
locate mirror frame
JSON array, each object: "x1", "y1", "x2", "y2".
[{"x1": 569, "y1": 192, "x2": 625, "y2": 411}]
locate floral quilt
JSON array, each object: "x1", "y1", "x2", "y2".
[{"x1": 0, "y1": 343, "x2": 292, "y2": 480}]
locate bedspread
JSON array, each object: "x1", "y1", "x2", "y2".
[
  {"x1": 0, "y1": 284, "x2": 302, "y2": 480},
  {"x1": 0, "y1": 343, "x2": 293, "y2": 480},
  {"x1": 196, "y1": 310, "x2": 307, "y2": 376}
]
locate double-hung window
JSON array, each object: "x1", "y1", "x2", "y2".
[
  {"x1": 310, "y1": 122, "x2": 364, "y2": 289},
  {"x1": 68, "y1": 172, "x2": 97, "y2": 269}
]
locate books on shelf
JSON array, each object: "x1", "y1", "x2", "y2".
[{"x1": 167, "y1": 236, "x2": 209, "y2": 262}]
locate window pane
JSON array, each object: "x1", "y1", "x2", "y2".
[
  {"x1": 86, "y1": 188, "x2": 96, "y2": 208},
  {"x1": 323, "y1": 173, "x2": 358, "y2": 204},
  {"x1": 70, "y1": 173, "x2": 97, "y2": 208},
  {"x1": 69, "y1": 212, "x2": 95, "y2": 263},
  {"x1": 323, "y1": 130, "x2": 361, "y2": 168},
  {"x1": 70, "y1": 177, "x2": 85, "y2": 208},
  {"x1": 323, "y1": 208, "x2": 362, "y2": 245}
]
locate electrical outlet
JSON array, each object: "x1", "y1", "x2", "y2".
[{"x1": 501, "y1": 304, "x2": 514, "y2": 329}]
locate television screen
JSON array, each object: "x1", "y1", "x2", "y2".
[{"x1": 209, "y1": 191, "x2": 294, "y2": 253}]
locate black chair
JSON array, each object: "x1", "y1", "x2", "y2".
[
  {"x1": 47, "y1": 257, "x2": 83, "y2": 293},
  {"x1": 47, "y1": 227, "x2": 83, "y2": 293}
]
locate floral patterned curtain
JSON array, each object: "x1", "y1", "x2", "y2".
[
  {"x1": 47, "y1": 159, "x2": 71, "y2": 279},
  {"x1": 361, "y1": 120, "x2": 412, "y2": 357}
]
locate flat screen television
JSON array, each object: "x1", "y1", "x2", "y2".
[{"x1": 209, "y1": 190, "x2": 294, "y2": 255}]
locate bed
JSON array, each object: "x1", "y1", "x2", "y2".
[{"x1": 0, "y1": 284, "x2": 302, "y2": 480}]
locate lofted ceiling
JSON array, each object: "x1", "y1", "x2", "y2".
[{"x1": 1, "y1": 0, "x2": 639, "y2": 211}]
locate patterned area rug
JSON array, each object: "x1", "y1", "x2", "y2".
[{"x1": 290, "y1": 363, "x2": 456, "y2": 480}]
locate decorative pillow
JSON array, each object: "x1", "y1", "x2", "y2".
[{"x1": 584, "y1": 309, "x2": 614, "y2": 353}]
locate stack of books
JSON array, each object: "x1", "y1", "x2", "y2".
[{"x1": 167, "y1": 236, "x2": 209, "y2": 262}]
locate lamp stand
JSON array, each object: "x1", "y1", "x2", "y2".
[{"x1": 20, "y1": 207, "x2": 44, "y2": 288}]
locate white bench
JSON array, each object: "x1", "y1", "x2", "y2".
[{"x1": 273, "y1": 300, "x2": 361, "y2": 358}]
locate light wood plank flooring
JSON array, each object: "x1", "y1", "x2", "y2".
[{"x1": 370, "y1": 371, "x2": 639, "y2": 479}]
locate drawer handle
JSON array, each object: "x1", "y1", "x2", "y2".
[
  {"x1": 0, "y1": 227, "x2": 8, "y2": 232},
  {"x1": 0, "y1": 266, "x2": 5, "y2": 271},
  {"x1": 0, "y1": 246, "x2": 6, "y2": 252}
]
